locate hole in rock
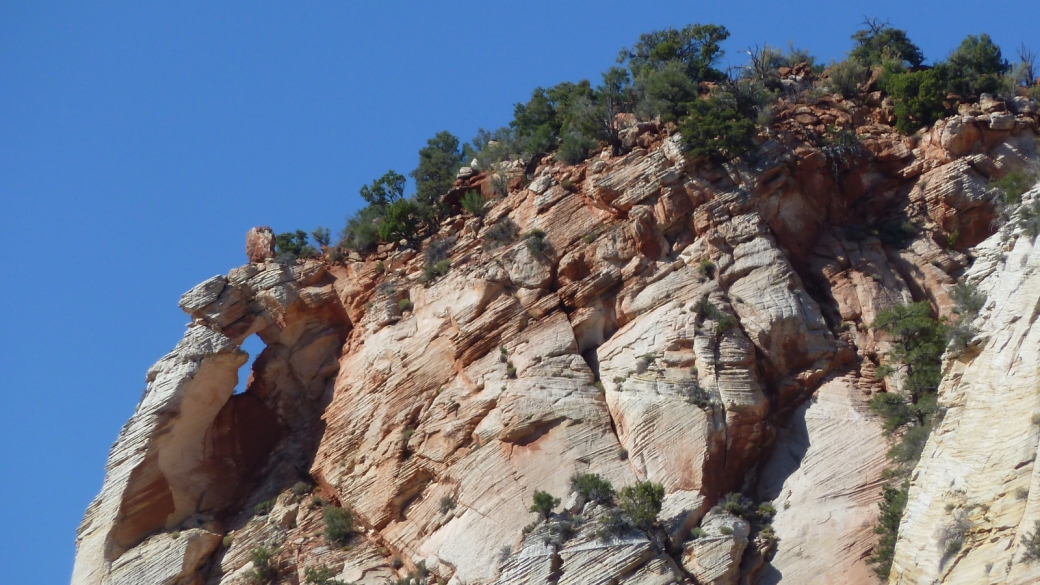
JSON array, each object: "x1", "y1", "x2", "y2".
[{"x1": 233, "y1": 334, "x2": 265, "y2": 394}]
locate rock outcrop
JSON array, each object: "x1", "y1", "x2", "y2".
[
  {"x1": 889, "y1": 187, "x2": 1040, "y2": 585},
  {"x1": 73, "y1": 93, "x2": 1040, "y2": 585}
]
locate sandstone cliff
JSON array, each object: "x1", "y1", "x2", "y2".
[
  {"x1": 888, "y1": 184, "x2": 1040, "y2": 584},
  {"x1": 73, "y1": 94, "x2": 1040, "y2": 585}
]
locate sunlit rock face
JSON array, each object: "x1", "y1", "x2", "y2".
[
  {"x1": 73, "y1": 97, "x2": 1040, "y2": 584},
  {"x1": 888, "y1": 187, "x2": 1040, "y2": 585}
]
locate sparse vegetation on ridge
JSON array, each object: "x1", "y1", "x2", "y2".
[{"x1": 252, "y1": 14, "x2": 1039, "y2": 271}]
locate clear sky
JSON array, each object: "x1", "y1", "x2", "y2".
[{"x1": 1, "y1": 1, "x2": 1035, "y2": 581}]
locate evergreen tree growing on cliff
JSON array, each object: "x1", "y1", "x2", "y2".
[
  {"x1": 510, "y1": 81, "x2": 595, "y2": 157},
  {"x1": 359, "y1": 170, "x2": 406, "y2": 208},
  {"x1": 618, "y1": 23, "x2": 730, "y2": 82},
  {"x1": 850, "y1": 17, "x2": 924, "y2": 68},
  {"x1": 411, "y1": 131, "x2": 464, "y2": 217},
  {"x1": 570, "y1": 67, "x2": 636, "y2": 156}
]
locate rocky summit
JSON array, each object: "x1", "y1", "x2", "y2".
[{"x1": 72, "y1": 22, "x2": 1040, "y2": 585}]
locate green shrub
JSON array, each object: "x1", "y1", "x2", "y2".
[
  {"x1": 697, "y1": 258, "x2": 716, "y2": 278},
  {"x1": 323, "y1": 506, "x2": 354, "y2": 544},
  {"x1": 570, "y1": 473, "x2": 616, "y2": 505},
  {"x1": 952, "y1": 282, "x2": 985, "y2": 317},
  {"x1": 556, "y1": 127, "x2": 599, "y2": 165},
  {"x1": 742, "y1": 44, "x2": 785, "y2": 88},
  {"x1": 690, "y1": 526, "x2": 707, "y2": 539},
  {"x1": 713, "y1": 77, "x2": 776, "y2": 120},
  {"x1": 425, "y1": 236, "x2": 454, "y2": 265},
  {"x1": 1022, "y1": 520, "x2": 1040, "y2": 563},
  {"x1": 530, "y1": 490, "x2": 561, "y2": 519},
  {"x1": 461, "y1": 190, "x2": 486, "y2": 216},
  {"x1": 254, "y1": 499, "x2": 274, "y2": 516},
  {"x1": 945, "y1": 33, "x2": 1011, "y2": 97},
  {"x1": 821, "y1": 127, "x2": 868, "y2": 174},
  {"x1": 292, "y1": 481, "x2": 312, "y2": 498},
  {"x1": 275, "y1": 230, "x2": 319, "y2": 262},
  {"x1": 468, "y1": 126, "x2": 529, "y2": 172},
  {"x1": 222, "y1": 535, "x2": 233, "y2": 548},
  {"x1": 743, "y1": 43, "x2": 820, "y2": 88},
  {"x1": 421, "y1": 259, "x2": 450, "y2": 282},
  {"x1": 634, "y1": 60, "x2": 699, "y2": 123},
  {"x1": 693, "y1": 298, "x2": 736, "y2": 333},
  {"x1": 398, "y1": 299, "x2": 414, "y2": 313},
  {"x1": 617, "y1": 23, "x2": 729, "y2": 82},
  {"x1": 719, "y1": 526, "x2": 734, "y2": 535},
  {"x1": 440, "y1": 496, "x2": 457, "y2": 514},
  {"x1": 248, "y1": 545, "x2": 277, "y2": 584},
  {"x1": 880, "y1": 65, "x2": 947, "y2": 134},
  {"x1": 422, "y1": 236, "x2": 455, "y2": 283},
  {"x1": 824, "y1": 58, "x2": 869, "y2": 98},
  {"x1": 720, "y1": 492, "x2": 755, "y2": 518},
  {"x1": 684, "y1": 381, "x2": 712, "y2": 408},
  {"x1": 619, "y1": 481, "x2": 664, "y2": 530},
  {"x1": 992, "y1": 169, "x2": 1035, "y2": 205},
  {"x1": 411, "y1": 131, "x2": 465, "y2": 215},
  {"x1": 596, "y1": 508, "x2": 631, "y2": 541},
  {"x1": 1019, "y1": 199, "x2": 1040, "y2": 240},
  {"x1": 547, "y1": 518, "x2": 580, "y2": 544},
  {"x1": 339, "y1": 205, "x2": 384, "y2": 252},
  {"x1": 327, "y1": 246, "x2": 345, "y2": 263},
  {"x1": 305, "y1": 565, "x2": 348, "y2": 585},
  {"x1": 849, "y1": 18, "x2": 924, "y2": 68},
  {"x1": 525, "y1": 229, "x2": 551, "y2": 257},
  {"x1": 506, "y1": 361, "x2": 517, "y2": 379},
  {"x1": 484, "y1": 218, "x2": 520, "y2": 250},
  {"x1": 377, "y1": 198, "x2": 420, "y2": 242},
  {"x1": 510, "y1": 81, "x2": 595, "y2": 158},
  {"x1": 678, "y1": 96, "x2": 756, "y2": 162}
]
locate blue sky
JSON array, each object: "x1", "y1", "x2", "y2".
[{"x1": 1, "y1": 1, "x2": 1036, "y2": 581}]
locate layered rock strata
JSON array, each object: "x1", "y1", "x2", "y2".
[
  {"x1": 73, "y1": 96, "x2": 1040, "y2": 584},
  {"x1": 889, "y1": 187, "x2": 1040, "y2": 585}
]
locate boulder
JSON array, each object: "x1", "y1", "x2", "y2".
[
  {"x1": 246, "y1": 226, "x2": 276, "y2": 263},
  {"x1": 681, "y1": 510, "x2": 750, "y2": 585}
]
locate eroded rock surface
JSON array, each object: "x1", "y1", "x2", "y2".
[
  {"x1": 889, "y1": 188, "x2": 1040, "y2": 585},
  {"x1": 73, "y1": 97, "x2": 1040, "y2": 584}
]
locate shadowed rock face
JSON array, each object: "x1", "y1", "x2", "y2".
[{"x1": 73, "y1": 98, "x2": 1040, "y2": 585}]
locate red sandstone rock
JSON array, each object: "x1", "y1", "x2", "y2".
[{"x1": 245, "y1": 226, "x2": 275, "y2": 263}]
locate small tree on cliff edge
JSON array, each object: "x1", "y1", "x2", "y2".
[
  {"x1": 411, "y1": 131, "x2": 464, "y2": 218},
  {"x1": 359, "y1": 170, "x2": 406, "y2": 209}
]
